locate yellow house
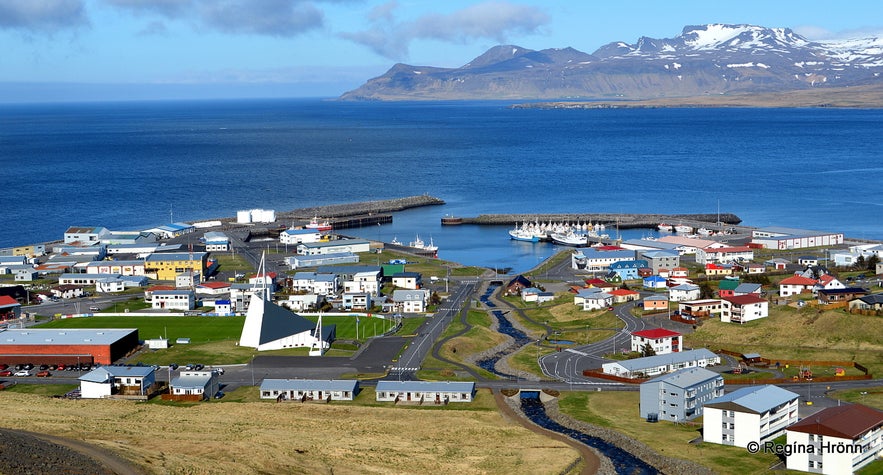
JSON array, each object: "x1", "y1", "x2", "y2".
[{"x1": 144, "y1": 252, "x2": 208, "y2": 282}]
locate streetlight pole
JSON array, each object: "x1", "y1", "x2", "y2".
[{"x1": 251, "y1": 355, "x2": 255, "y2": 387}]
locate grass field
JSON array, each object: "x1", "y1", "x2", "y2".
[{"x1": 0, "y1": 388, "x2": 579, "y2": 475}]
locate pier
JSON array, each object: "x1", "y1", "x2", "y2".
[{"x1": 443, "y1": 212, "x2": 743, "y2": 231}]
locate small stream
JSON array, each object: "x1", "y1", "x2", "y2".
[
  {"x1": 475, "y1": 285, "x2": 532, "y2": 377},
  {"x1": 520, "y1": 394, "x2": 658, "y2": 475}
]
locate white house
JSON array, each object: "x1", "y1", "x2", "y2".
[
  {"x1": 571, "y1": 249, "x2": 636, "y2": 271},
  {"x1": 391, "y1": 272, "x2": 422, "y2": 290},
  {"x1": 296, "y1": 239, "x2": 371, "y2": 256},
  {"x1": 578, "y1": 291, "x2": 613, "y2": 311},
  {"x1": 602, "y1": 348, "x2": 720, "y2": 379},
  {"x1": 291, "y1": 272, "x2": 338, "y2": 296},
  {"x1": 260, "y1": 379, "x2": 359, "y2": 401},
  {"x1": 79, "y1": 366, "x2": 156, "y2": 398},
  {"x1": 720, "y1": 294, "x2": 769, "y2": 324},
  {"x1": 786, "y1": 404, "x2": 883, "y2": 475},
  {"x1": 202, "y1": 231, "x2": 229, "y2": 251},
  {"x1": 695, "y1": 246, "x2": 754, "y2": 264},
  {"x1": 630, "y1": 328, "x2": 682, "y2": 355},
  {"x1": 64, "y1": 226, "x2": 110, "y2": 244},
  {"x1": 669, "y1": 283, "x2": 700, "y2": 302},
  {"x1": 703, "y1": 385, "x2": 799, "y2": 448},
  {"x1": 170, "y1": 370, "x2": 219, "y2": 400},
  {"x1": 375, "y1": 381, "x2": 474, "y2": 404},
  {"x1": 280, "y1": 294, "x2": 325, "y2": 312},
  {"x1": 151, "y1": 290, "x2": 196, "y2": 311},
  {"x1": 778, "y1": 276, "x2": 818, "y2": 297},
  {"x1": 391, "y1": 289, "x2": 429, "y2": 313},
  {"x1": 279, "y1": 228, "x2": 324, "y2": 245},
  {"x1": 345, "y1": 270, "x2": 381, "y2": 295}
]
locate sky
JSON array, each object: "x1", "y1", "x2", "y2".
[{"x1": 2, "y1": 0, "x2": 883, "y2": 102}]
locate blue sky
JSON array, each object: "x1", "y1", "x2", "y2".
[{"x1": 2, "y1": 0, "x2": 882, "y2": 102}]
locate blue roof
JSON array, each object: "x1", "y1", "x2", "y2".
[
  {"x1": 616, "y1": 348, "x2": 718, "y2": 373},
  {"x1": 283, "y1": 228, "x2": 322, "y2": 235},
  {"x1": 644, "y1": 275, "x2": 667, "y2": 283},
  {"x1": 705, "y1": 385, "x2": 799, "y2": 414},
  {"x1": 644, "y1": 367, "x2": 721, "y2": 388},
  {"x1": 641, "y1": 250, "x2": 679, "y2": 258}
]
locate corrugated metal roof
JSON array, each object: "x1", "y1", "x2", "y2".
[
  {"x1": 705, "y1": 385, "x2": 798, "y2": 414},
  {"x1": 644, "y1": 367, "x2": 721, "y2": 388},
  {"x1": 0, "y1": 328, "x2": 137, "y2": 346},
  {"x1": 260, "y1": 379, "x2": 358, "y2": 392},
  {"x1": 618, "y1": 348, "x2": 718, "y2": 373},
  {"x1": 376, "y1": 381, "x2": 474, "y2": 393}
]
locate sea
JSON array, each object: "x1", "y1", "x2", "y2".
[{"x1": 2, "y1": 98, "x2": 882, "y2": 274}]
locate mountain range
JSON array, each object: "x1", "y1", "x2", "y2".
[{"x1": 339, "y1": 24, "x2": 883, "y2": 103}]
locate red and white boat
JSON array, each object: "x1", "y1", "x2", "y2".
[
  {"x1": 306, "y1": 216, "x2": 332, "y2": 232},
  {"x1": 657, "y1": 223, "x2": 673, "y2": 232}
]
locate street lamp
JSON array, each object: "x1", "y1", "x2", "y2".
[{"x1": 251, "y1": 355, "x2": 255, "y2": 387}]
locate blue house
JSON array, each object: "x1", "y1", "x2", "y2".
[
  {"x1": 610, "y1": 259, "x2": 649, "y2": 280},
  {"x1": 643, "y1": 275, "x2": 668, "y2": 290}
]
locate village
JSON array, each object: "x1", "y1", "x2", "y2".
[{"x1": 1, "y1": 209, "x2": 883, "y2": 474}]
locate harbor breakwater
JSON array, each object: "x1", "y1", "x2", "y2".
[
  {"x1": 275, "y1": 195, "x2": 445, "y2": 221},
  {"x1": 446, "y1": 212, "x2": 742, "y2": 229}
]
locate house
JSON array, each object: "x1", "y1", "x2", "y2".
[
  {"x1": 296, "y1": 239, "x2": 371, "y2": 256},
  {"x1": 696, "y1": 245, "x2": 754, "y2": 264},
  {"x1": 670, "y1": 267, "x2": 689, "y2": 278},
  {"x1": 609, "y1": 260, "x2": 649, "y2": 280},
  {"x1": 521, "y1": 287, "x2": 542, "y2": 302},
  {"x1": 745, "y1": 263, "x2": 767, "y2": 274},
  {"x1": 642, "y1": 295, "x2": 669, "y2": 312},
  {"x1": 669, "y1": 283, "x2": 700, "y2": 302},
  {"x1": 601, "y1": 348, "x2": 720, "y2": 379},
  {"x1": 211, "y1": 299, "x2": 233, "y2": 316},
  {"x1": 14, "y1": 269, "x2": 37, "y2": 281},
  {"x1": 290, "y1": 272, "x2": 339, "y2": 295},
  {"x1": 798, "y1": 256, "x2": 820, "y2": 267},
  {"x1": 720, "y1": 294, "x2": 769, "y2": 324},
  {"x1": 144, "y1": 252, "x2": 208, "y2": 282},
  {"x1": 656, "y1": 235, "x2": 720, "y2": 255},
  {"x1": 705, "y1": 263, "x2": 735, "y2": 277},
  {"x1": 239, "y1": 292, "x2": 335, "y2": 352},
  {"x1": 79, "y1": 365, "x2": 157, "y2": 399},
  {"x1": 678, "y1": 299, "x2": 723, "y2": 319},
  {"x1": 751, "y1": 226, "x2": 844, "y2": 250},
  {"x1": 848, "y1": 293, "x2": 883, "y2": 312},
  {"x1": 814, "y1": 274, "x2": 846, "y2": 294},
  {"x1": 50, "y1": 284, "x2": 86, "y2": 300},
  {"x1": 505, "y1": 275, "x2": 532, "y2": 295},
  {"x1": 175, "y1": 272, "x2": 201, "y2": 289},
  {"x1": 260, "y1": 379, "x2": 359, "y2": 401},
  {"x1": 345, "y1": 270, "x2": 382, "y2": 295},
  {"x1": 703, "y1": 385, "x2": 799, "y2": 448},
  {"x1": 642, "y1": 275, "x2": 668, "y2": 290},
  {"x1": 717, "y1": 278, "x2": 740, "y2": 298},
  {"x1": 779, "y1": 276, "x2": 819, "y2": 297},
  {"x1": 341, "y1": 292, "x2": 372, "y2": 311},
  {"x1": 151, "y1": 290, "x2": 196, "y2": 311},
  {"x1": 0, "y1": 296, "x2": 22, "y2": 321},
  {"x1": 584, "y1": 278, "x2": 617, "y2": 292},
  {"x1": 196, "y1": 281, "x2": 231, "y2": 295},
  {"x1": 85, "y1": 260, "x2": 147, "y2": 277},
  {"x1": 786, "y1": 403, "x2": 883, "y2": 475},
  {"x1": 638, "y1": 250, "x2": 680, "y2": 274},
  {"x1": 375, "y1": 381, "x2": 474, "y2": 404},
  {"x1": 577, "y1": 291, "x2": 613, "y2": 311},
  {"x1": 64, "y1": 226, "x2": 110, "y2": 244},
  {"x1": 765, "y1": 258, "x2": 791, "y2": 270},
  {"x1": 391, "y1": 272, "x2": 422, "y2": 290},
  {"x1": 571, "y1": 249, "x2": 635, "y2": 271},
  {"x1": 639, "y1": 367, "x2": 724, "y2": 422},
  {"x1": 170, "y1": 370, "x2": 219, "y2": 400},
  {"x1": 202, "y1": 231, "x2": 229, "y2": 251},
  {"x1": 609, "y1": 288, "x2": 640, "y2": 303},
  {"x1": 279, "y1": 294, "x2": 325, "y2": 312},
  {"x1": 573, "y1": 288, "x2": 603, "y2": 306},
  {"x1": 733, "y1": 283, "x2": 763, "y2": 296},
  {"x1": 391, "y1": 289, "x2": 430, "y2": 313},
  {"x1": 279, "y1": 228, "x2": 324, "y2": 245},
  {"x1": 630, "y1": 328, "x2": 682, "y2": 354},
  {"x1": 817, "y1": 287, "x2": 869, "y2": 304}
]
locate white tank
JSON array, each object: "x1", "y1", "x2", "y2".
[
  {"x1": 253, "y1": 209, "x2": 276, "y2": 223},
  {"x1": 236, "y1": 210, "x2": 252, "y2": 224}
]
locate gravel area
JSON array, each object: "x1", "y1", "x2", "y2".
[{"x1": 0, "y1": 428, "x2": 140, "y2": 475}]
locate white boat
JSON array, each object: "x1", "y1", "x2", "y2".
[
  {"x1": 697, "y1": 227, "x2": 713, "y2": 236},
  {"x1": 549, "y1": 231, "x2": 588, "y2": 247},
  {"x1": 657, "y1": 223, "x2": 673, "y2": 232},
  {"x1": 391, "y1": 236, "x2": 402, "y2": 245},
  {"x1": 409, "y1": 235, "x2": 439, "y2": 254},
  {"x1": 508, "y1": 226, "x2": 540, "y2": 242},
  {"x1": 674, "y1": 224, "x2": 693, "y2": 233}
]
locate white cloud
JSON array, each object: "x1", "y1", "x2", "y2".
[
  {"x1": 340, "y1": 1, "x2": 549, "y2": 60},
  {"x1": 0, "y1": 0, "x2": 89, "y2": 32}
]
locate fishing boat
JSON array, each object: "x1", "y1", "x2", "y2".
[
  {"x1": 674, "y1": 224, "x2": 693, "y2": 233},
  {"x1": 508, "y1": 223, "x2": 540, "y2": 242},
  {"x1": 549, "y1": 231, "x2": 588, "y2": 247},
  {"x1": 391, "y1": 236, "x2": 402, "y2": 245},
  {"x1": 409, "y1": 235, "x2": 439, "y2": 257},
  {"x1": 657, "y1": 223, "x2": 674, "y2": 232},
  {"x1": 696, "y1": 227, "x2": 714, "y2": 236},
  {"x1": 305, "y1": 216, "x2": 332, "y2": 232}
]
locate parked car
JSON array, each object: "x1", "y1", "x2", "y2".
[
  {"x1": 56, "y1": 364, "x2": 66, "y2": 370},
  {"x1": 89, "y1": 306, "x2": 100, "y2": 312},
  {"x1": 36, "y1": 371, "x2": 51, "y2": 377},
  {"x1": 14, "y1": 370, "x2": 31, "y2": 377},
  {"x1": 0, "y1": 370, "x2": 12, "y2": 377},
  {"x1": 0, "y1": 364, "x2": 8, "y2": 370},
  {"x1": 213, "y1": 367, "x2": 225, "y2": 375},
  {"x1": 39, "y1": 364, "x2": 49, "y2": 371}
]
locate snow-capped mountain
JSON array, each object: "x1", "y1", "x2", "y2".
[{"x1": 340, "y1": 24, "x2": 883, "y2": 101}]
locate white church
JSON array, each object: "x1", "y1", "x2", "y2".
[{"x1": 238, "y1": 255, "x2": 335, "y2": 353}]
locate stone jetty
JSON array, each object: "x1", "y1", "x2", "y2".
[{"x1": 275, "y1": 195, "x2": 444, "y2": 221}]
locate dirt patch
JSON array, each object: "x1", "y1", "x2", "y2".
[{"x1": 0, "y1": 428, "x2": 143, "y2": 475}]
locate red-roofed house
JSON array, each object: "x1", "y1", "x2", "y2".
[
  {"x1": 630, "y1": 328, "x2": 682, "y2": 354},
  {"x1": 609, "y1": 288, "x2": 640, "y2": 303},
  {"x1": 705, "y1": 263, "x2": 735, "y2": 277},
  {"x1": 584, "y1": 278, "x2": 615, "y2": 291},
  {"x1": 0, "y1": 295, "x2": 21, "y2": 321},
  {"x1": 779, "y1": 276, "x2": 818, "y2": 297},
  {"x1": 786, "y1": 403, "x2": 883, "y2": 474},
  {"x1": 145, "y1": 285, "x2": 176, "y2": 302},
  {"x1": 670, "y1": 267, "x2": 689, "y2": 279},
  {"x1": 721, "y1": 294, "x2": 769, "y2": 324},
  {"x1": 196, "y1": 281, "x2": 232, "y2": 295},
  {"x1": 814, "y1": 274, "x2": 845, "y2": 294}
]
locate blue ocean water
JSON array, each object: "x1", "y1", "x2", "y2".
[{"x1": 2, "y1": 99, "x2": 881, "y2": 273}]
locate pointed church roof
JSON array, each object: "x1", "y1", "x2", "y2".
[{"x1": 239, "y1": 292, "x2": 334, "y2": 348}]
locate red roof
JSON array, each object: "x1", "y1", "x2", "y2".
[
  {"x1": 609, "y1": 289, "x2": 638, "y2": 296},
  {"x1": 709, "y1": 246, "x2": 752, "y2": 253},
  {"x1": 147, "y1": 285, "x2": 176, "y2": 292},
  {"x1": 594, "y1": 245, "x2": 624, "y2": 251},
  {"x1": 632, "y1": 328, "x2": 681, "y2": 339},
  {"x1": 0, "y1": 295, "x2": 19, "y2": 307},
  {"x1": 198, "y1": 282, "x2": 231, "y2": 289},
  {"x1": 722, "y1": 294, "x2": 766, "y2": 305},
  {"x1": 584, "y1": 278, "x2": 609, "y2": 287},
  {"x1": 779, "y1": 276, "x2": 817, "y2": 286},
  {"x1": 787, "y1": 404, "x2": 883, "y2": 439}
]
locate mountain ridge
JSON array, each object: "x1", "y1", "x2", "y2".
[{"x1": 339, "y1": 24, "x2": 883, "y2": 103}]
